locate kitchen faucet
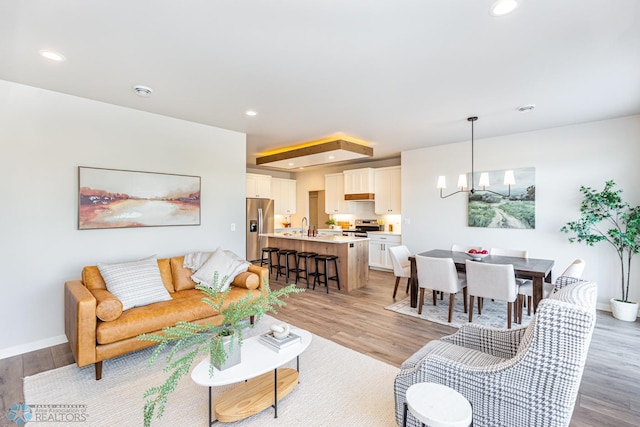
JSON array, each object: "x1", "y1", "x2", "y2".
[{"x1": 301, "y1": 217, "x2": 308, "y2": 236}]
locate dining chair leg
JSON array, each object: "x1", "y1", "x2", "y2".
[
  {"x1": 432, "y1": 290, "x2": 437, "y2": 306},
  {"x1": 440, "y1": 291, "x2": 444, "y2": 300},
  {"x1": 405, "y1": 278, "x2": 411, "y2": 293},
  {"x1": 517, "y1": 295, "x2": 524, "y2": 324},
  {"x1": 469, "y1": 295, "x2": 474, "y2": 322},
  {"x1": 393, "y1": 276, "x2": 400, "y2": 299},
  {"x1": 418, "y1": 288, "x2": 425, "y2": 315},
  {"x1": 462, "y1": 287, "x2": 468, "y2": 313},
  {"x1": 478, "y1": 297, "x2": 483, "y2": 315},
  {"x1": 527, "y1": 296, "x2": 533, "y2": 315},
  {"x1": 448, "y1": 294, "x2": 455, "y2": 323},
  {"x1": 507, "y1": 302, "x2": 512, "y2": 329}
]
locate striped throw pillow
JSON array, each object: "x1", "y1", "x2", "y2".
[{"x1": 98, "y1": 256, "x2": 171, "y2": 311}]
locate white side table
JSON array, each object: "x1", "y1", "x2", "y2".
[{"x1": 403, "y1": 382, "x2": 472, "y2": 427}]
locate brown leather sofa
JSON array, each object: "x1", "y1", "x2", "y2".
[{"x1": 64, "y1": 255, "x2": 268, "y2": 380}]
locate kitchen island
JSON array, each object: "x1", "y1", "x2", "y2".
[{"x1": 261, "y1": 233, "x2": 369, "y2": 292}]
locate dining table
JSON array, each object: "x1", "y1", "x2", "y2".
[{"x1": 409, "y1": 249, "x2": 554, "y2": 312}]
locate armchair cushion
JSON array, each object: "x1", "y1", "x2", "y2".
[{"x1": 441, "y1": 324, "x2": 527, "y2": 359}]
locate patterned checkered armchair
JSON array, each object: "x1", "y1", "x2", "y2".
[{"x1": 394, "y1": 281, "x2": 597, "y2": 427}]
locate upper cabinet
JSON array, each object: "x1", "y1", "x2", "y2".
[
  {"x1": 246, "y1": 173, "x2": 271, "y2": 198},
  {"x1": 325, "y1": 173, "x2": 350, "y2": 214},
  {"x1": 343, "y1": 168, "x2": 375, "y2": 195},
  {"x1": 271, "y1": 178, "x2": 296, "y2": 214},
  {"x1": 375, "y1": 166, "x2": 401, "y2": 214},
  {"x1": 343, "y1": 168, "x2": 375, "y2": 201}
]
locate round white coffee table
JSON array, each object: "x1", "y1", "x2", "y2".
[
  {"x1": 403, "y1": 382, "x2": 472, "y2": 427},
  {"x1": 191, "y1": 328, "x2": 312, "y2": 424}
]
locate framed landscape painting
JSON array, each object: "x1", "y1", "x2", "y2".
[
  {"x1": 78, "y1": 167, "x2": 201, "y2": 230},
  {"x1": 468, "y1": 167, "x2": 535, "y2": 229}
]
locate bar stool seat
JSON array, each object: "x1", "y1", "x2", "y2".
[
  {"x1": 312, "y1": 254, "x2": 340, "y2": 293},
  {"x1": 291, "y1": 252, "x2": 317, "y2": 288},
  {"x1": 276, "y1": 249, "x2": 298, "y2": 282},
  {"x1": 259, "y1": 247, "x2": 279, "y2": 278},
  {"x1": 403, "y1": 382, "x2": 472, "y2": 427}
]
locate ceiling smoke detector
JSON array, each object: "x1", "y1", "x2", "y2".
[
  {"x1": 517, "y1": 104, "x2": 536, "y2": 113},
  {"x1": 133, "y1": 85, "x2": 153, "y2": 97}
]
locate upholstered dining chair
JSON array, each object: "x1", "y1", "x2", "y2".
[
  {"x1": 517, "y1": 258, "x2": 586, "y2": 321},
  {"x1": 389, "y1": 245, "x2": 412, "y2": 299},
  {"x1": 450, "y1": 244, "x2": 482, "y2": 281},
  {"x1": 465, "y1": 260, "x2": 519, "y2": 329},
  {"x1": 415, "y1": 255, "x2": 467, "y2": 323},
  {"x1": 451, "y1": 244, "x2": 483, "y2": 253}
]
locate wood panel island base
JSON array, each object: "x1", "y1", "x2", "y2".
[{"x1": 263, "y1": 234, "x2": 369, "y2": 292}]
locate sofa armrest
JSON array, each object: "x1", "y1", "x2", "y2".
[
  {"x1": 441, "y1": 324, "x2": 527, "y2": 358},
  {"x1": 64, "y1": 280, "x2": 97, "y2": 367}
]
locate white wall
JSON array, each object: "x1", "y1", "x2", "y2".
[
  {"x1": 401, "y1": 115, "x2": 640, "y2": 309},
  {"x1": 0, "y1": 80, "x2": 247, "y2": 358}
]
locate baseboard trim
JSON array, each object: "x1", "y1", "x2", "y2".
[{"x1": 0, "y1": 334, "x2": 68, "y2": 360}]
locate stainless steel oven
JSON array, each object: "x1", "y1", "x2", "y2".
[{"x1": 342, "y1": 219, "x2": 382, "y2": 237}]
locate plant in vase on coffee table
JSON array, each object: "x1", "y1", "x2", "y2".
[{"x1": 138, "y1": 273, "x2": 303, "y2": 427}]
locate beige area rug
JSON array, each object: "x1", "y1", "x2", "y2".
[
  {"x1": 385, "y1": 295, "x2": 531, "y2": 329},
  {"x1": 23, "y1": 315, "x2": 399, "y2": 427}
]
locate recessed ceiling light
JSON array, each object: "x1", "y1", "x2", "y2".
[
  {"x1": 132, "y1": 85, "x2": 153, "y2": 97},
  {"x1": 288, "y1": 162, "x2": 294, "y2": 167},
  {"x1": 246, "y1": 110, "x2": 257, "y2": 116},
  {"x1": 489, "y1": 0, "x2": 519, "y2": 16},
  {"x1": 39, "y1": 50, "x2": 65, "y2": 62},
  {"x1": 517, "y1": 104, "x2": 536, "y2": 113}
]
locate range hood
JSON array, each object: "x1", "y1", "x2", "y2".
[{"x1": 344, "y1": 193, "x2": 375, "y2": 201}]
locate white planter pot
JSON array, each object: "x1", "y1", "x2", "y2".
[
  {"x1": 610, "y1": 298, "x2": 639, "y2": 322},
  {"x1": 214, "y1": 335, "x2": 242, "y2": 370}
]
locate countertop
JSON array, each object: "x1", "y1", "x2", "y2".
[
  {"x1": 367, "y1": 231, "x2": 402, "y2": 236},
  {"x1": 260, "y1": 232, "x2": 369, "y2": 243}
]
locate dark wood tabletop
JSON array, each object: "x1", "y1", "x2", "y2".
[{"x1": 408, "y1": 249, "x2": 554, "y2": 310}]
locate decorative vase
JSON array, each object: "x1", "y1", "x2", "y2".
[
  {"x1": 214, "y1": 335, "x2": 242, "y2": 370},
  {"x1": 610, "y1": 298, "x2": 639, "y2": 322}
]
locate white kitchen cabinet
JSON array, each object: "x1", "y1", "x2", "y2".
[
  {"x1": 325, "y1": 173, "x2": 350, "y2": 214},
  {"x1": 368, "y1": 233, "x2": 402, "y2": 271},
  {"x1": 374, "y1": 166, "x2": 401, "y2": 214},
  {"x1": 246, "y1": 173, "x2": 272, "y2": 198},
  {"x1": 343, "y1": 168, "x2": 375, "y2": 195},
  {"x1": 271, "y1": 178, "x2": 296, "y2": 214}
]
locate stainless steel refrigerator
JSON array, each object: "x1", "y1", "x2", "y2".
[{"x1": 246, "y1": 198, "x2": 274, "y2": 263}]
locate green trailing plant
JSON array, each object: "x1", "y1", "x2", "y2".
[
  {"x1": 561, "y1": 180, "x2": 640, "y2": 302},
  {"x1": 138, "y1": 273, "x2": 303, "y2": 427},
  {"x1": 325, "y1": 218, "x2": 336, "y2": 226}
]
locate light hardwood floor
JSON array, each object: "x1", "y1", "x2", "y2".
[{"x1": 1, "y1": 269, "x2": 639, "y2": 426}]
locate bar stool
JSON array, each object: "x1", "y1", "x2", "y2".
[
  {"x1": 313, "y1": 254, "x2": 340, "y2": 293},
  {"x1": 402, "y1": 382, "x2": 472, "y2": 427},
  {"x1": 259, "y1": 247, "x2": 279, "y2": 278},
  {"x1": 276, "y1": 249, "x2": 298, "y2": 282},
  {"x1": 292, "y1": 252, "x2": 317, "y2": 288}
]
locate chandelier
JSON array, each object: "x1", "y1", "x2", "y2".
[{"x1": 437, "y1": 116, "x2": 515, "y2": 199}]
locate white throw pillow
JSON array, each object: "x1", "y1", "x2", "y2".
[
  {"x1": 98, "y1": 256, "x2": 172, "y2": 311},
  {"x1": 191, "y1": 248, "x2": 250, "y2": 292}
]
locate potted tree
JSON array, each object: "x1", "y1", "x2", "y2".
[
  {"x1": 561, "y1": 180, "x2": 640, "y2": 321},
  {"x1": 139, "y1": 275, "x2": 303, "y2": 426}
]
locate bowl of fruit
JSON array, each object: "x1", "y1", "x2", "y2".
[{"x1": 467, "y1": 248, "x2": 489, "y2": 261}]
